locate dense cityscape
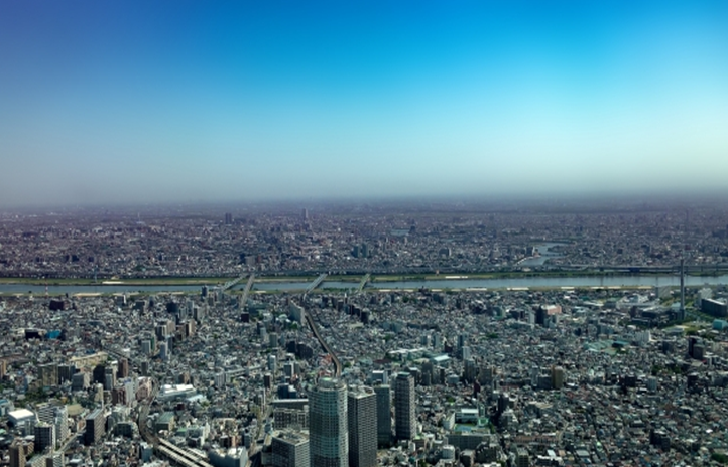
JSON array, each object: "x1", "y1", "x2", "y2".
[
  {"x1": 1, "y1": 200, "x2": 728, "y2": 467},
  {"x1": 4, "y1": 0, "x2": 728, "y2": 466}
]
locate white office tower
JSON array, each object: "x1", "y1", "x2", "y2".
[
  {"x1": 54, "y1": 406, "x2": 69, "y2": 443},
  {"x1": 374, "y1": 385, "x2": 392, "y2": 447},
  {"x1": 394, "y1": 372, "x2": 415, "y2": 441},
  {"x1": 347, "y1": 387, "x2": 377, "y2": 467},
  {"x1": 309, "y1": 377, "x2": 348, "y2": 467}
]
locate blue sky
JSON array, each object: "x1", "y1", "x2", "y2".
[{"x1": 2, "y1": 1, "x2": 728, "y2": 206}]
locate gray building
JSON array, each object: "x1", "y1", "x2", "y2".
[
  {"x1": 34, "y1": 423, "x2": 55, "y2": 452},
  {"x1": 374, "y1": 385, "x2": 392, "y2": 447},
  {"x1": 347, "y1": 387, "x2": 377, "y2": 467},
  {"x1": 394, "y1": 372, "x2": 415, "y2": 441},
  {"x1": 71, "y1": 372, "x2": 90, "y2": 392},
  {"x1": 271, "y1": 430, "x2": 310, "y2": 467},
  {"x1": 702, "y1": 298, "x2": 728, "y2": 317},
  {"x1": 85, "y1": 409, "x2": 106, "y2": 445}
]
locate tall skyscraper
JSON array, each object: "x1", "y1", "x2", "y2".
[
  {"x1": 394, "y1": 372, "x2": 415, "y2": 441},
  {"x1": 347, "y1": 387, "x2": 377, "y2": 467},
  {"x1": 309, "y1": 377, "x2": 348, "y2": 467},
  {"x1": 374, "y1": 385, "x2": 392, "y2": 447}
]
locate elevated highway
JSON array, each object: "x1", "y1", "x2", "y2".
[
  {"x1": 303, "y1": 273, "x2": 341, "y2": 377},
  {"x1": 240, "y1": 273, "x2": 255, "y2": 305},
  {"x1": 305, "y1": 310, "x2": 342, "y2": 377},
  {"x1": 305, "y1": 273, "x2": 327, "y2": 295},
  {"x1": 138, "y1": 379, "x2": 215, "y2": 467},
  {"x1": 219, "y1": 272, "x2": 250, "y2": 292},
  {"x1": 138, "y1": 377, "x2": 159, "y2": 445},
  {"x1": 156, "y1": 439, "x2": 214, "y2": 467},
  {"x1": 354, "y1": 273, "x2": 370, "y2": 294}
]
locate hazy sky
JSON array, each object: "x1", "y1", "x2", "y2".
[{"x1": 2, "y1": 1, "x2": 728, "y2": 207}]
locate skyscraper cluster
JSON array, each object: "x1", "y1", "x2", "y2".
[{"x1": 271, "y1": 376, "x2": 414, "y2": 467}]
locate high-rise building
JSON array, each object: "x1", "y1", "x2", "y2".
[
  {"x1": 309, "y1": 377, "x2": 348, "y2": 467},
  {"x1": 516, "y1": 448, "x2": 529, "y2": 467},
  {"x1": 71, "y1": 372, "x2": 90, "y2": 392},
  {"x1": 38, "y1": 364, "x2": 57, "y2": 387},
  {"x1": 159, "y1": 342, "x2": 169, "y2": 361},
  {"x1": 34, "y1": 423, "x2": 56, "y2": 452},
  {"x1": 225, "y1": 212, "x2": 233, "y2": 225},
  {"x1": 271, "y1": 430, "x2": 310, "y2": 467},
  {"x1": 104, "y1": 367, "x2": 116, "y2": 391},
  {"x1": 9, "y1": 444, "x2": 25, "y2": 467},
  {"x1": 394, "y1": 372, "x2": 415, "y2": 441},
  {"x1": 92, "y1": 364, "x2": 106, "y2": 385},
  {"x1": 85, "y1": 409, "x2": 106, "y2": 445},
  {"x1": 54, "y1": 406, "x2": 69, "y2": 443},
  {"x1": 347, "y1": 387, "x2": 377, "y2": 467},
  {"x1": 35, "y1": 402, "x2": 57, "y2": 425},
  {"x1": 117, "y1": 358, "x2": 129, "y2": 378},
  {"x1": 551, "y1": 366, "x2": 565, "y2": 390},
  {"x1": 57, "y1": 364, "x2": 74, "y2": 385},
  {"x1": 374, "y1": 385, "x2": 392, "y2": 447}
]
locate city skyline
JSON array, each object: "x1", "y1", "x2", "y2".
[{"x1": 2, "y1": 1, "x2": 728, "y2": 207}]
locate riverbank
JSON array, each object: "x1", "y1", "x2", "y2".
[{"x1": 0, "y1": 268, "x2": 716, "y2": 287}]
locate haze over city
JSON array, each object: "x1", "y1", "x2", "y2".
[{"x1": 2, "y1": 1, "x2": 728, "y2": 207}]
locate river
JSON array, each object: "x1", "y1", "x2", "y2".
[{"x1": 0, "y1": 274, "x2": 726, "y2": 295}]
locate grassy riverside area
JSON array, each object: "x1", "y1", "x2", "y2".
[
  {"x1": 369, "y1": 269, "x2": 685, "y2": 282},
  {"x1": 0, "y1": 277, "x2": 226, "y2": 286}
]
